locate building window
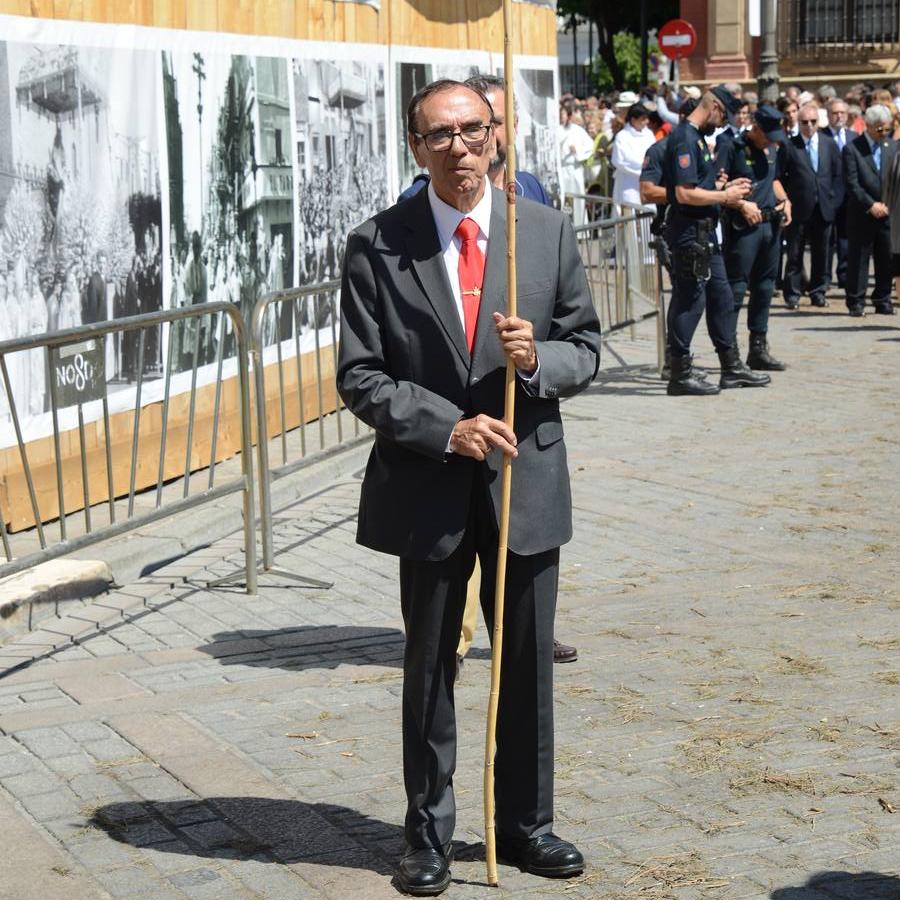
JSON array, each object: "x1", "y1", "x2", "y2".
[{"x1": 800, "y1": 0, "x2": 899, "y2": 43}]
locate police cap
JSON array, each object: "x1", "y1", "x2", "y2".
[
  {"x1": 709, "y1": 85, "x2": 742, "y2": 126},
  {"x1": 753, "y1": 104, "x2": 786, "y2": 143}
]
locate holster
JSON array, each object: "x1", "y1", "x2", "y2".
[{"x1": 678, "y1": 220, "x2": 713, "y2": 282}]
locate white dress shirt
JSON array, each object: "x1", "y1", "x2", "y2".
[
  {"x1": 427, "y1": 178, "x2": 491, "y2": 329},
  {"x1": 829, "y1": 126, "x2": 848, "y2": 151}
]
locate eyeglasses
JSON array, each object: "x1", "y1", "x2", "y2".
[
  {"x1": 414, "y1": 124, "x2": 492, "y2": 152},
  {"x1": 799, "y1": 119, "x2": 817, "y2": 125},
  {"x1": 872, "y1": 125, "x2": 891, "y2": 133}
]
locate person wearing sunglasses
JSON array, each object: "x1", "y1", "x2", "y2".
[
  {"x1": 842, "y1": 103, "x2": 898, "y2": 316},
  {"x1": 780, "y1": 103, "x2": 843, "y2": 312}
]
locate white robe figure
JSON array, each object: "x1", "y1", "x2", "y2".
[
  {"x1": 611, "y1": 123, "x2": 656, "y2": 208},
  {"x1": 559, "y1": 120, "x2": 595, "y2": 226}
]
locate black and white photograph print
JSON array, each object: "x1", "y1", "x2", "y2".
[
  {"x1": 0, "y1": 40, "x2": 163, "y2": 429},
  {"x1": 504, "y1": 66, "x2": 560, "y2": 201},
  {"x1": 293, "y1": 56, "x2": 388, "y2": 299},
  {"x1": 163, "y1": 50, "x2": 294, "y2": 364},
  {"x1": 394, "y1": 59, "x2": 488, "y2": 199}
]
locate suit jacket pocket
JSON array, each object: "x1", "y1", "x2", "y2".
[
  {"x1": 518, "y1": 279, "x2": 553, "y2": 300},
  {"x1": 535, "y1": 419, "x2": 564, "y2": 448}
]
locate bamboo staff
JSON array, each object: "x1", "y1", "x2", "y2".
[{"x1": 484, "y1": 0, "x2": 517, "y2": 887}]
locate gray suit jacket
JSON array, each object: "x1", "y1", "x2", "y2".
[{"x1": 337, "y1": 185, "x2": 601, "y2": 561}]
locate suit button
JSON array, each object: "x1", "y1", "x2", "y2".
[{"x1": 472, "y1": 376, "x2": 478, "y2": 384}]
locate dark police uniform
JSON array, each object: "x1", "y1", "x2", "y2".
[
  {"x1": 663, "y1": 120, "x2": 735, "y2": 358},
  {"x1": 717, "y1": 131, "x2": 784, "y2": 337},
  {"x1": 640, "y1": 136, "x2": 671, "y2": 263}
]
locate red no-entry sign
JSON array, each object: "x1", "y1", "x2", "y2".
[{"x1": 658, "y1": 19, "x2": 698, "y2": 60}]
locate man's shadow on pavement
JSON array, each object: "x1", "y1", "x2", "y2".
[
  {"x1": 89, "y1": 797, "x2": 485, "y2": 880},
  {"x1": 197, "y1": 626, "x2": 405, "y2": 671},
  {"x1": 770, "y1": 871, "x2": 900, "y2": 899}
]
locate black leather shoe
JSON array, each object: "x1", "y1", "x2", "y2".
[
  {"x1": 395, "y1": 846, "x2": 452, "y2": 896},
  {"x1": 497, "y1": 833, "x2": 584, "y2": 878},
  {"x1": 847, "y1": 305, "x2": 865, "y2": 317},
  {"x1": 810, "y1": 296, "x2": 828, "y2": 307},
  {"x1": 874, "y1": 303, "x2": 896, "y2": 315},
  {"x1": 553, "y1": 639, "x2": 578, "y2": 663},
  {"x1": 784, "y1": 296, "x2": 800, "y2": 310}
]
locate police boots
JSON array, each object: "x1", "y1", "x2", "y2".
[
  {"x1": 717, "y1": 345, "x2": 771, "y2": 389},
  {"x1": 667, "y1": 355, "x2": 720, "y2": 396},
  {"x1": 746, "y1": 332, "x2": 786, "y2": 371}
]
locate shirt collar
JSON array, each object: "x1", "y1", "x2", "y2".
[
  {"x1": 865, "y1": 131, "x2": 879, "y2": 151},
  {"x1": 427, "y1": 177, "x2": 492, "y2": 249}
]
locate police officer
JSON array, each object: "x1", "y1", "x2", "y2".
[
  {"x1": 662, "y1": 85, "x2": 764, "y2": 396},
  {"x1": 640, "y1": 98, "x2": 700, "y2": 380},
  {"x1": 717, "y1": 105, "x2": 793, "y2": 371}
]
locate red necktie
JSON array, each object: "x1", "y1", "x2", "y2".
[{"x1": 455, "y1": 217, "x2": 485, "y2": 354}]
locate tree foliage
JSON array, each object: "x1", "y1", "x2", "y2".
[
  {"x1": 592, "y1": 32, "x2": 661, "y2": 92},
  {"x1": 558, "y1": 0, "x2": 678, "y2": 91}
]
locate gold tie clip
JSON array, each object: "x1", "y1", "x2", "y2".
[{"x1": 461, "y1": 288, "x2": 482, "y2": 296}]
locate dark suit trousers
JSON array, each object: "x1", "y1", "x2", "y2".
[
  {"x1": 399, "y1": 472, "x2": 557, "y2": 850},
  {"x1": 846, "y1": 216, "x2": 892, "y2": 307},
  {"x1": 724, "y1": 221, "x2": 781, "y2": 335},
  {"x1": 829, "y1": 201, "x2": 848, "y2": 287},
  {"x1": 785, "y1": 209, "x2": 832, "y2": 304}
]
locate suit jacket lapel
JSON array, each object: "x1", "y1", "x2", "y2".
[
  {"x1": 470, "y1": 188, "x2": 513, "y2": 380},
  {"x1": 402, "y1": 187, "x2": 469, "y2": 366}
]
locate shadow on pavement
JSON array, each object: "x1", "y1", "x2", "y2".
[
  {"x1": 794, "y1": 325, "x2": 900, "y2": 332},
  {"x1": 770, "y1": 871, "x2": 900, "y2": 899},
  {"x1": 584, "y1": 364, "x2": 668, "y2": 397},
  {"x1": 89, "y1": 797, "x2": 484, "y2": 879},
  {"x1": 197, "y1": 626, "x2": 405, "y2": 671}
]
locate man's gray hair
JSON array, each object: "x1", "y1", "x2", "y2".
[
  {"x1": 817, "y1": 84, "x2": 837, "y2": 101},
  {"x1": 864, "y1": 103, "x2": 893, "y2": 126}
]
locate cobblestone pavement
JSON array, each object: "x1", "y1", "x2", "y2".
[{"x1": 0, "y1": 302, "x2": 898, "y2": 900}]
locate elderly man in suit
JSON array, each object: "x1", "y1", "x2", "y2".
[
  {"x1": 782, "y1": 102, "x2": 842, "y2": 309},
  {"x1": 338, "y1": 79, "x2": 601, "y2": 895},
  {"x1": 843, "y1": 104, "x2": 898, "y2": 316}
]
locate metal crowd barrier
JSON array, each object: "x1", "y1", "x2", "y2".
[
  {"x1": 0, "y1": 222, "x2": 667, "y2": 592},
  {"x1": 570, "y1": 195, "x2": 667, "y2": 373},
  {"x1": 0, "y1": 303, "x2": 257, "y2": 592},
  {"x1": 249, "y1": 281, "x2": 370, "y2": 577}
]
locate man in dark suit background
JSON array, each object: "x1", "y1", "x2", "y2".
[
  {"x1": 782, "y1": 103, "x2": 842, "y2": 308},
  {"x1": 824, "y1": 98, "x2": 851, "y2": 288},
  {"x1": 338, "y1": 80, "x2": 601, "y2": 895},
  {"x1": 843, "y1": 104, "x2": 898, "y2": 316}
]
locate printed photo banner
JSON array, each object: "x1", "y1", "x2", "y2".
[{"x1": 0, "y1": 14, "x2": 559, "y2": 453}]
